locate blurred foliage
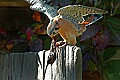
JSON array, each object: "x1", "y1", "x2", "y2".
[
  {"x1": 0, "y1": 11, "x2": 50, "y2": 52},
  {"x1": 0, "y1": 0, "x2": 120, "y2": 80},
  {"x1": 72, "y1": 0, "x2": 120, "y2": 80}
]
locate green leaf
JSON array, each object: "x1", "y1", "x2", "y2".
[
  {"x1": 103, "y1": 47, "x2": 117, "y2": 61},
  {"x1": 82, "y1": 0, "x2": 89, "y2": 5},
  {"x1": 112, "y1": 50, "x2": 120, "y2": 59},
  {"x1": 107, "y1": 17, "x2": 120, "y2": 27},
  {"x1": 107, "y1": 17, "x2": 120, "y2": 41},
  {"x1": 21, "y1": 34, "x2": 26, "y2": 38},
  {"x1": 43, "y1": 39, "x2": 51, "y2": 50},
  {"x1": 104, "y1": 60, "x2": 120, "y2": 80},
  {"x1": 31, "y1": 22, "x2": 41, "y2": 27},
  {"x1": 94, "y1": 0, "x2": 99, "y2": 6},
  {"x1": 30, "y1": 35, "x2": 37, "y2": 42},
  {"x1": 102, "y1": 0, "x2": 113, "y2": 4},
  {"x1": 17, "y1": 31, "x2": 21, "y2": 34},
  {"x1": 87, "y1": 60, "x2": 97, "y2": 71}
]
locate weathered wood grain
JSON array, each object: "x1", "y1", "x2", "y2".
[
  {"x1": 37, "y1": 45, "x2": 82, "y2": 80},
  {"x1": 0, "y1": 52, "x2": 38, "y2": 80},
  {"x1": 0, "y1": 45, "x2": 82, "y2": 80}
]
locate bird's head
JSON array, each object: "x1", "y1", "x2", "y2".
[{"x1": 47, "y1": 17, "x2": 60, "y2": 37}]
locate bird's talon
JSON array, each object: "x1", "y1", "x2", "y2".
[{"x1": 56, "y1": 41, "x2": 67, "y2": 48}]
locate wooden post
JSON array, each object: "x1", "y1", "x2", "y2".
[
  {"x1": 37, "y1": 45, "x2": 82, "y2": 80},
  {"x1": 0, "y1": 52, "x2": 38, "y2": 80},
  {"x1": 0, "y1": 45, "x2": 82, "y2": 80}
]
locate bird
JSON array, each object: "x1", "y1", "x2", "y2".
[{"x1": 25, "y1": 0, "x2": 108, "y2": 45}]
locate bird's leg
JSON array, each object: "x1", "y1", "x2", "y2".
[{"x1": 56, "y1": 41, "x2": 67, "y2": 48}]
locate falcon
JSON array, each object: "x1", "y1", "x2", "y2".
[{"x1": 25, "y1": 0, "x2": 108, "y2": 45}]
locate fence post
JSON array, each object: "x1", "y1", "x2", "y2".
[
  {"x1": 0, "y1": 52, "x2": 38, "y2": 80},
  {"x1": 37, "y1": 45, "x2": 82, "y2": 80}
]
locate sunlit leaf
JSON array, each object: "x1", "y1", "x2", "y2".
[
  {"x1": 35, "y1": 29, "x2": 47, "y2": 35},
  {"x1": 34, "y1": 24, "x2": 43, "y2": 30},
  {"x1": 33, "y1": 24, "x2": 47, "y2": 35},
  {"x1": 6, "y1": 44, "x2": 14, "y2": 50},
  {"x1": 32, "y1": 11, "x2": 41, "y2": 22}
]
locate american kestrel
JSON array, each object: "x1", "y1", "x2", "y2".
[
  {"x1": 25, "y1": 0, "x2": 108, "y2": 45},
  {"x1": 47, "y1": 5, "x2": 108, "y2": 45}
]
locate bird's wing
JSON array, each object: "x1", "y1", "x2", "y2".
[
  {"x1": 25, "y1": 0, "x2": 58, "y2": 20},
  {"x1": 58, "y1": 5, "x2": 108, "y2": 26}
]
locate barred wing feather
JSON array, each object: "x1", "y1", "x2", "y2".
[
  {"x1": 25, "y1": 0, "x2": 58, "y2": 20},
  {"x1": 58, "y1": 5, "x2": 108, "y2": 23}
]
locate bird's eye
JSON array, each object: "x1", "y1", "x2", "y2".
[{"x1": 53, "y1": 32, "x2": 56, "y2": 35}]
